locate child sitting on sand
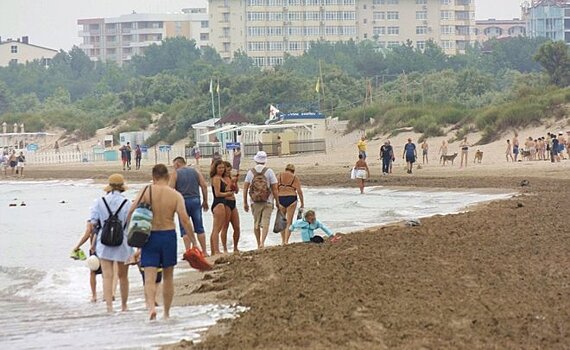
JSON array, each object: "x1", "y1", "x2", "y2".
[{"x1": 289, "y1": 210, "x2": 336, "y2": 243}]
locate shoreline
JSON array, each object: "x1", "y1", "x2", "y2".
[{"x1": 163, "y1": 174, "x2": 570, "y2": 349}]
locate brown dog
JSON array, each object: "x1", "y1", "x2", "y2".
[
  {"x1": 474, "y1": 150, "x2": 483, "y2": 163},
  {"x1": 440, "y1": 153, "x2": 458, "y2": 165}
]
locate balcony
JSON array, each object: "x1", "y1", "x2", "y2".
[
  {"x1": 130, "y1": 27, "x2": 164, "y2": 35},
  {"x1": 129, "y1": 40, "x2": 162, "y2": 48}
]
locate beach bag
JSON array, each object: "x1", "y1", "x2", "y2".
[
  {"x1": 101, "y1": 198, "x2": 128, "y2": 246},
  {"x1": 183, "y1": 247, "x2": 212, "y2": 271},
  {"x1": 350, "y1": 167, "x2": 356, "y2": 179},
  {"x1": 249, "y1": 167, "x2": 270, "y2": 202},
  {"x1": 127, "y1": 185, "x2": 153, "y2": 248},
  {"x1": 273, "y1": 209, "x2": 288, "y2": 233}
]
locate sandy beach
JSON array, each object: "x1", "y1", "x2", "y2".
[{"x1": 5, "y1": 127, "x2": 570, "y2": 349}]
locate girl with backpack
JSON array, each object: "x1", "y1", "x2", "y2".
[
  {"x1": 277, "y1": 164, "x2": 304, "y2": 245},
  {"x1": 89, "y1": 174, "x2": 132, "y2": 313}
]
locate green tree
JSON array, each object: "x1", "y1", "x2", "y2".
[{"x1": 534, "y1": 41, "x2": 570, "y2": 87}]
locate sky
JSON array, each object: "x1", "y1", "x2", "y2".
[{"x1": 0, "y1": 0, "x2": 522, "y2": 51}]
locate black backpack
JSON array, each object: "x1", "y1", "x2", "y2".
[{"x1": 100, "y1": 197, "x2": 128, "y2": 247}]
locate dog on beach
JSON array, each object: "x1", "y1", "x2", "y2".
[
  {"x1": 474, "y1": 150, "x2": 483, "y2": 163},
  {"x1": 440, "y1": 153, "x2": 458, "y2": 166},
  {"x1": 521, "y1": 149, "x2": 531, "y2": 161}
]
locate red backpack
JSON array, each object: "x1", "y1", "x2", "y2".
[{"x1": 249, "y1": 167, "x2": 270, "y2": 202}]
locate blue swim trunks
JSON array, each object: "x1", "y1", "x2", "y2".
[
  {"x1": 141, "y1": 230, "x2": 177, "y2": 268},
  {"x1": 180, "y1": 197, "x2": 204, "y2": 237}
]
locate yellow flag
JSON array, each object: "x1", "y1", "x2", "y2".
[{"x1": 315, "y1": 77, "x2": 320, "y2": 93}]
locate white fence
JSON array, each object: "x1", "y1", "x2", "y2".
[{"x1": 26, "y1": 145, "x2": 188, "y2": 165}]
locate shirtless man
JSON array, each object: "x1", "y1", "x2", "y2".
[
  {"x1": 421, "y1": 140, "x2": 429, "y2": 164},
  {"x1": 438, "y1": 140, "x2": 448, "y2": 164},
  {"x1": 513, "y1": 132, "x2": 520, "y2": 162},
  {"x1": 128, "y1": 164, "x2": 200, "y2": 321},
  {"x1": 505, "y1": 140, "x2": 514, "y2": 162}
]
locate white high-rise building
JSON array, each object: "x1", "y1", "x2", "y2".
[
  {"x1": 208, "y1": 0, "x2": 476, "y2": 66},
  {"x1": 78, "y1": 8, "x2": 209, "y2": 65}
]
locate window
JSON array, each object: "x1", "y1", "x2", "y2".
[
  {"x1": 440, "y1": 0, "x2": 452, "y2": 4},
  {"x1": 223, "y1": 42, "x2": 231, "y2": 52},
  {"x1": 387, "y1": 0, "x2": 399, "y2": 4},
  {"x1": 373, "y1": 12, "x2": 385, "y2": 20},
  {"x1": 387, "y1": 41, "x2": 399, "y2": 48},
  {"x1": 416, "y1": 26, "x2": 427, "y2": 34},
  {"x1": 441, "y1": 40, "x2": 454, "y2": 49},
  {"x1": 441, "y1": 25, "x2": 454, "y2": 35},
  {"x1": 9, "y1": 58, "x2": 18, "y2": 65},
  {"x1": 416, "y1": 11, "x2": 427, "y2": 20},
  {"x1": 387, "y1": 26, "x2": 399, "y2": 35},
  {"x1": 387, "y1": 11, "x2": 399, "y2": 20},
  {"x1": 247, "y1": 41, "x2": 266, "y2": 51},
  {"x1": 416, "y1": 0, "x2": 427, "y2": 4},
  {"x1": 201, "y1": 21, "x2": 209, "y2": 28},
  {"x1": 223, "y1": 13, "x2": 230, "y2": 22},
  {"x1": 440, "y1": 11, "x2": 453, "y2": 20},
  {"x1": 416, "y1": 41, "x2": 426, "y2": 50},
  {"x1": 373, "y1": 26, "x2": 386, "y2": 35},
  {"x1": 200, "y1": 33, "x2": 209, "y2": 41},
  {"x1": 223, "y1": 27, "x2": 231, "y2": 37},
  {"x1": 10, "y1": 45, "x2": 17, "y2": 53}
]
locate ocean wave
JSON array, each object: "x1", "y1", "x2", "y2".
[{"x1": 0, "y1": 266, "x2": 45, "y2": 300}]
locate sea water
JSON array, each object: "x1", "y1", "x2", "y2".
[{"x1": 0, "y1": 181, "x2": 512, "y2": 349}]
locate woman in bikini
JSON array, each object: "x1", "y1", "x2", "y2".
[
  {"x1": 277, "y1": 164, "x2": 305, "y2": 245},
  {"x1": 221, "y1": 161, "x2": 241, "y2": 253},
  {"x1": 210, "y1": 160, "x2": 234, "y2": 256}
]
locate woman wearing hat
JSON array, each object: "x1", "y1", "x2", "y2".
[
  {"x1": 277, "y1": 164, "x2": 304, "y2": 245},
  {"x1": 89, "y1": 174, "x2": 133, "y2": 313}
]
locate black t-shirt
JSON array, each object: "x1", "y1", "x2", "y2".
[{"x1": 380, "y1": 145, "x2": 393, "y2": 159}]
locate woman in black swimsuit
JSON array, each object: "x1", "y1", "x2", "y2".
[
  {"x1": 221, "y1": 161, "x2": 241, "y2": 253},
  {"x1": 210, "y1": 160, "x2": 234, "y2": 256},
  {"x1": 277, "y1": 164, "x2": 305, "y2": 245}
]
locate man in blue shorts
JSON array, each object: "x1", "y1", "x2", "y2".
[
  {"x1": 403, "y1": 138, "x2": 417, "y2": 174},
  {"x1": 169, "y1": 156, "x2": 209, "y2": 253},
  {"x1": 128, "y1": 164, "x2": 199, "y2": 320}
]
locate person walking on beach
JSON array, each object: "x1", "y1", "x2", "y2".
[
  {"x1": 459, "y1": 137, "x2": 470, "y2": 168},
  {"x1": 380, "y1": 141, "x2": 394, "y2": 175},
  {"x1": 89, "y1": 174, "x2": 132, "y2": 313},
  {"x1": 8, "y1": 150, "x2": 17, "y2": 176},
  {"x1": 506, "y1": 140, "x2": 514, "y2": 162},
  {"x1": 403, "y1": 138, "x2": 417, "y2": 174},
  {"x1": 71, "y1": 221, "x2": 101, "y2": 303},
  {"x1": 135, "y1": 145, "x2": 142, "y2": 170},
  {"x1": 439, "y1": 140, "x2": 448, "y2": 164},
  {"x1": 210, "y1": 160, "x2": 235, "y2": 255},
  {"x1": 243, "y1": 151, "x2": 279, "y2": 249},
  {"x1": 128, "y1": 164, "x2": 200, "y2": 320},
  {"x1": 421, "y1": 140, "x2": 429, "y2": 164},
  {"x1": 169, "y1": 156, "x2": 209, "y2": 253},
  {"x1": 513, "y1": 132, "x2": 520, "y2": 162},
  {"x1": 357, "y1": 136, "x2": 367, "y2": 160},
  {"x1": 354, "y1": 154, "x2": 370, "y2": 194},
  {"x1": 119, "y1": 144, "x2": 128, "y2": 171},
  {"x1": 232, "y1": 147, "x2": 241, "y2": 171},
  {"x1": 221, "y1": 161, "x2": 240, "y2": 253},
  {"x1": 16, "y1": 151, "x2": 25, "y2": 177},
  {"x1": 277, "y1": 164, "x2": 304, "y2": 245}
]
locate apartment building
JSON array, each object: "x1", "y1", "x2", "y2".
[
  {"x1": 0, "y1": 36, "x2": 57, "y2": 67},
  {"x1": 208, "y1": 0, "x2": 476, "y2": 66},
  {"x1": 475, "y1": 18, "x2": 526, "y2": 43},
  {"x1": 523, "y1": 0, "x2": 570, "y2": 44},
  {"x1": 78, "y1": 8, "x2": 209, "y2": 65}
]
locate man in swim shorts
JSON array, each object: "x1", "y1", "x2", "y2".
[
  {"x1": 169, "y1": 156, "x2": 209, "y2": 253},
  {"x1": 128, "y1": 164, "x2": 199, "y2": 320},
  {"x1": 403, "y1": 138, "x2": 417, "y2": 174}
]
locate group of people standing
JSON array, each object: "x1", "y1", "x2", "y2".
[
  {"x1": 72, "y1": 149, "x2": 312, "y2": 319},
  {"x1": 119, "y1": 142, "x2": 143, "y2": 171},
  {"x1": 506, "y1": 132, "x2": 568, "y2": 162},
  {"x1": 1, "y1": 149, "x2": 25, "y2": 177}
]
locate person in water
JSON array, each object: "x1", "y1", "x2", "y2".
[
  {"x1": 354, "y1": 154, "x2": 370, "y2": 194},
  {"x1": 210, "y1": 160, "x2": 235, "y2": 256},
  {"x1": 277, "y1": 164, "x2": 304, "y2": 245},
  {"x1": 289, "y1": 210, "x2": 335, "y2": 243},
  {"x1": 220, "y1": 161, "x2": 240, "y2": 253},
  {"x1": 71, "y1": 221, "x2": 101, "y2": 303}
]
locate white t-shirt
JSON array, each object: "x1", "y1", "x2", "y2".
[{"x1": 244, "y1": 165, "x2": 278, "y2": 204}]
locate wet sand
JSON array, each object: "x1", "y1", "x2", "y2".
[
  {"x1": 6, "y1": 161, "x2": 570, "y2": 349},
  {"x1": 165, "y1": 164, "x2": 570, "y2": 349}
]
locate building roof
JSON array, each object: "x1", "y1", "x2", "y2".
[
  {"x1": 192, "y1": 118, "x2": 219, "y2": 128},
  {"x1": 0, "y1": 41, "x2": 58, "y2": 53},
  {"x1": 216, "y1": 111, "x2": 249, "y2": 125}
]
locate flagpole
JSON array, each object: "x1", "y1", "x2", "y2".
[
  {"x1": 209, "y1": 79, "x2": 216, "y2": 119},
  {"x1": 217, "y1": 80, "x2": 222, "y2": 119}
]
